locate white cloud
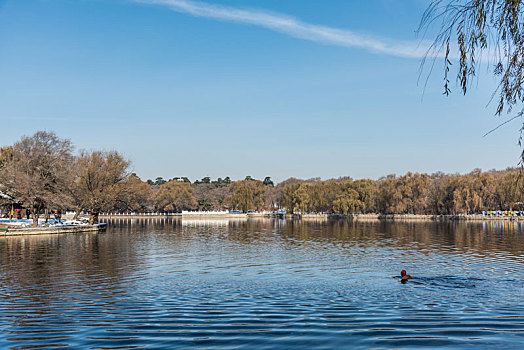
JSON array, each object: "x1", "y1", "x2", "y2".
[{"x1": 134, "y1": 0, "x2": 433, "y2": 59}]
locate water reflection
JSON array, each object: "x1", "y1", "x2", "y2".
[{"x1": 0, "y1": 219, "x2": 523, "y2": 349}]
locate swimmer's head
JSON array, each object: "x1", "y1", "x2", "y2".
[{"x1": 401, "y1": 270, "x2": 407, "y2": 277}]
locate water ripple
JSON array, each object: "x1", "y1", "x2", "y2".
[{"x1": 1, "y1": 219, "x2": 524, "y2": 348}]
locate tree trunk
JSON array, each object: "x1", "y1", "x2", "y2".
[
  {"x1": 89, "y1": 212, "x2": 99, "y2": 225},
  {"x1": 31, "y1": 210, "x2": 39, "y2": 226},
  {"x1": 73, "y1": 209, "x2": 81, "y2": 221},
  {"x1": 44, "y1": 208, "x2": 49, "y2": 224},
  {"x1": 9, "y1": 203, "x2": 13, "y2": 223}
]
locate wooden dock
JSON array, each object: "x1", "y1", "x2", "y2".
[{"x1": 0, "y1": 224, "x2": 105, "y2": 237}]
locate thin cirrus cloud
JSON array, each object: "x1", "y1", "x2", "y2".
[{"x1": 134, "y1": 0, "x2": 434, "y2": 59}]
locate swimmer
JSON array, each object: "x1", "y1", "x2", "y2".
[{"x1": 400, "y1": 270, "x2": 413, "y2": 283}]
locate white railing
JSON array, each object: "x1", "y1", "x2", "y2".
[
  {"x1": 181, "y1": 211, "x2": 229, "y2": 215},
  {"x1": 101, "y1": 212, "x2": 178, "y2": 216}
]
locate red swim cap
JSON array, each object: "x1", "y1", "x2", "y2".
[{"x1": 401, "y1": 270, "x2": 407, "y2": 276}]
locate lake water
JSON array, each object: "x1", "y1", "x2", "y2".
[{"x1": 1, "y1": 218, "x2": 524, "y2": 349}]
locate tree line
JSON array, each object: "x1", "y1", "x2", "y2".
[
  {"x1": 131, "y1": 168, "x2": 524, "y2": 215},
  {"x1": 1, "y1": 132, "x2": 523, "y2": 226}
]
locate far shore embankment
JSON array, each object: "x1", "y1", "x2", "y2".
[
  {"x1": 99, "y1": 212, "x2": 271, "y2": 219},
  {"x1": 100, "y1": 213, "x2": 181, "y2": 219},
  {"x1": 99, "y1": 213, "x2": 524, "y2": 222},
  {"x1": 326, "y1": 213, "x2": 524, "y2": 222}
]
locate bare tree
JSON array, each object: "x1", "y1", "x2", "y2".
[
  {"x1": 0, "y1": 131, "x2": 74, "y2": 225},
  {"x1": 74, "y1": 150, "x2": 131, "y2": 224},
  {"x1": 115, "y1": 174, "x2": 153, "y2": 212},
  {"x1": 227, "y1": 179, "x2": 267, "y2": 212},
  {"x1": 154, "y1": 180, "x2": 197, "y2": 212},
  {"x1": 192, "y1": 182, "x2": 231, "y2": 210},
  {"x1": 264, "y1": 177, "x2": 304, "y2": 210}
]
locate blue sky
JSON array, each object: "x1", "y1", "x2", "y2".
[{"x1": 0, "y1": 0, "x2": 519, "y2": 182}]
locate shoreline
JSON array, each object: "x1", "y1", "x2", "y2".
[
  {"x1": 98, "y1": 213, "x2": 524, "y2": 222},
  {"x1": 1, "y1": 214, "x2": 520, "y2": 236}
]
